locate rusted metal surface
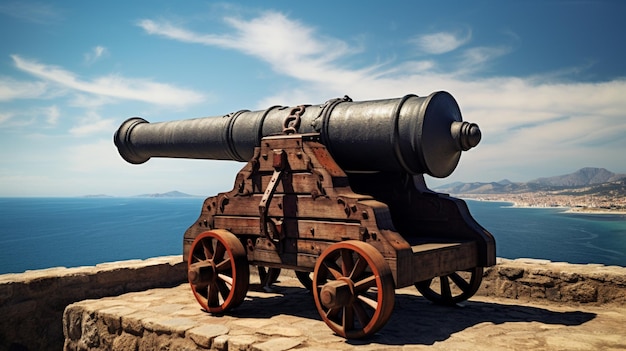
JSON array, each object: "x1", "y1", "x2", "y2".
[
  {"x1": 114, "y1": 91, "x2": 496, "y2": 338},
  {"x1": 115, "y1": 92, "x2": 480, "y2": 177}
]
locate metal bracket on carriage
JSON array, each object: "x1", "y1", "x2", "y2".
[
  {"x1": 310, "y1": 168, "x2": 327, "y2": 199},
  {"x1": 336, "y1": 197, "x2": 358, "y2": 218},
  {"x1": 259, "y1": 149, "x2": 287, "y2": 251}
]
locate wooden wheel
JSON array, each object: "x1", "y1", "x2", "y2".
[
  {"x1": 415, "y1": 267, "x2": 483, "y2": 306},
  {"x1": 188, "y1": 230, "x2": 249, "y2": 313},
  {"x1": 313, "y1": 241, "x2": 395, "y2": 339}
]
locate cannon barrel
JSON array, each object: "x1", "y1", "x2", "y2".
[{"x1": 114, "y1": 91, "x2": 481, "y2": 177}]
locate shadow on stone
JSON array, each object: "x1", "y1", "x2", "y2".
[{"x1": 227, "y1": 284, "x2": 597, "y2": 346}]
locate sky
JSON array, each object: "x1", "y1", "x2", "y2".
[{"x1": 1, "y1": 0, "x2": 625, "y2": 197}]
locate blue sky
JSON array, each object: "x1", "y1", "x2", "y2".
[{"x1": 1, "y1": 1, "x2": 625, "y2": 196}]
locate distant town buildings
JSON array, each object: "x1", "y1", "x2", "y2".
[{"x1": 461, "y1": 192, "x2": 626, "y2": 214}]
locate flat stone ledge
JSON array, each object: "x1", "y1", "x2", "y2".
[{"x1": 63, "y1": 278, "x2": 626, "y2": 351}]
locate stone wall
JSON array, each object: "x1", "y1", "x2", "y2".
[
  {"x1": 0, "y1": 256, "x2": 186, "y2": 351},
  {"x1": 1, "y1": 256, "x2": 624, "y2": 350},
  {"x1": 480, "y1": 258, "x2": 626, "y2": 305}
]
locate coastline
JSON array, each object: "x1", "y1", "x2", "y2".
[{"x1": 460, "y1": 195, "x2": 626, "y2": 215}]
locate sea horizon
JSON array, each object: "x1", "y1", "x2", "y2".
[{"x1": 1, "y1": 197, "x2": 625, "y2": 275}]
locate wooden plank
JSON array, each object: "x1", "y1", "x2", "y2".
[
  {"x1": 284, "y1": 219, "x2": 362, "y2": 241},
  {"x1": 411, "y1": 242, "x2": 462, "y2": 253},
  {"x1": 405, "y1": 241, "x2": 478, "y2": 285},
  {"x1": 214, "y1": 216, "x2": 258, "y2": 235},
  {"x1": 250, "y1": 238, "x2": 334, "y2": 269},
  {"x1": 257, "y1": 172, "x2": 322, "y2": 194},
  {"x1": 217, "y1": 194, "x2": 368, "y2": 221},
  {"x1": 211, "y1": 216, "x2": 363, "y2": 242},
  {"x1": 256, "y1": 138, "x2": 311, "y2": 172}
]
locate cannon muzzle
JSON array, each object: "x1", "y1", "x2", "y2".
[{"x1": 114, "y1": 91, "x2": 480, "y2": 177}]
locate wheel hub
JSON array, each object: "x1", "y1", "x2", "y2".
[
  {"x1": 320, "y1": 278, "x2": 354, "y2": 309},
  {"x1": 188, "y1": 260, "x2": 216, "y2": 286}
]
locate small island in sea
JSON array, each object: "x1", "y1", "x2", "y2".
[{"x1": 82, "y1": 191, "x2": 202, "y2": 198}]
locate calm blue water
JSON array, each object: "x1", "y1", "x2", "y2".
[
  {"x1": 466, "y1": 200, "x2": 626, "y2": 267},
  {"x1": 0, "y1": 197, "x2": 204, "y2": 274},
  {"x1": 1, "y1": 198, "x2": 625, "y2": 274}
]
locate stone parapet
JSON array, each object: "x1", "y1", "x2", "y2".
[
  {"x1": 62, "y1": 278, "x2": 626, "y2": 351},
  {"x1": 480, "y1": 258, "x2": 626, "y2": 304},
  {"x1": 1, "y1": 256, "x2": 624, "y2": 350},
  {"x1": 0, "y1": 256, "x2": 186, "y2": 351}
]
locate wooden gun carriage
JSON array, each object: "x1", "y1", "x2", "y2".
[{"x1": 115, "y1": 92, "x2": 495, "y2": 338}]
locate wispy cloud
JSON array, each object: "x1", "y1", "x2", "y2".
[
  {"x1": 0, "y1": 111, "x2": 13, "y2": 124},
  {"x1": 11, "y1": 55, "x2": 205, "y2": 107},
  {"x1": 84, "y1": 46, "x2": 108, "y2": 65},
  {"x1": 138, "y1": 10, "x2": 626, "y2": 182},
  {"x1": 43, "y1": 105, "x2": 60, "y2": 125},
  {"x1": 0, "y1": 1, "x2": 63, "y2": 24},
  {"x1": 0, "y1": 77, "x2": 47, "y2": 101},
  {"x1": 460, "y1": 46, "x2": 511, "y2": 69},
  {"x1": 69, "y1": 113, "x2": 116, "y2": 137},
  {"x1": 411, "y1": 30, "x2": 471, "y2": 54},
  {"x1": 137, "y1": 13, "x2": 362, "y2": 87}
]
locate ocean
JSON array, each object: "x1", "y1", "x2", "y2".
[{"x1": 1, "y1": 197, "x2": 625, "y2": 274}]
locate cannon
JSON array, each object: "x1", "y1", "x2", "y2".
[{"x1": 115, "y1": 91, "x2": 495, "y2": 338}]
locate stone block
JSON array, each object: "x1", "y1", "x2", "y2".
[
  {"x1": 498, "y1": 267, "x2": 524, "y2": 280},
  {"x1": 188, "y1": 324, "x2": 230, "y2": 348},
  {"x1": 63, "y1": 305, "x2": 85, "y2": 341},
  {"x1": 256, "y1": 325, "x2": 303, "y2": 337},
  {"x1": 212, "y1": 334, "x2": 229, "y2": 351},
  {"x1": 79, "y1": 311, "x2": 100, "y2": 349},
  {"x1": 228, "y1": 335, "x2": 257, "y2": 351},
  {"x1": 518, "y1": 276, "x2": 554, "y2": 288},
  {"x1": 562, "y1": 281, "x2": 598, "y2": 303},
  {"x1": 252, "y1": 337, "x2": 304, "y2": 351},
  {"x1": 112, "y1": 332, "x2": 138, "y2": 351},
  {"x1": 150, "y1": 317, "x2": 198, "y2": 337},
  {"x1": 123, "y1": 311, "x2": 155, "y2": 336},
  {"x1": 559, "y1": 271, "x2": 580, "y2": 283}
]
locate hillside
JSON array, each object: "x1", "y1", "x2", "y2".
[
  {"x1": 434, "y1": 168, "x2": 626, "y2": 212},
  {"x1": 435, "y1": 167, "x2": 626, "y2": 195}
]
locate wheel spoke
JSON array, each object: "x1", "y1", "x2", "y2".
[
  {"x1": 440, "y1": 276, "x2": 452, "y2": 300},
  {"x1": 207, "y1": 283, "x2": 220, "y2": 307},
  {"x1": 449, "y1": 272, "x2": 470, "y2": 292},
  {"x1": 354, "y1": 274, "x2": 377, "y2": 293},
  {"x1": 340, "y1": 249, "x2": 355, "y2": 277},
  {"x1": 217, "y1": 273, "x2": 233, "y2": 286},
  {"x1": 326, "y1": 307, "x2": 341, "y2": 320},
  {"x1": 202, "y1": 240, "x2": 213, "y2": 260},
  {"x1": 216, "y1": 279, "x2": 231, "y2": 301},
  {"x1": 215, "y1": 257, "x2": 232, "y2": 272},
  {"x1": 323, "y1": 260, "x2": 344, "y2": 280},
  {"x1": 353, "y1": 300, "x2": 371, "y2": 327},
  {"x1": 357, "y1": 292, "x2": 378, "y2": 310},
  {"x1": 343, "y1": 306, "x2": 354, "y2": 332},
  {"x1": 213, "y1": 241, "x2": 226, "y2": 261},
  {"x1": 349, "y1": 256, "x2": 368, "y2": 280}
]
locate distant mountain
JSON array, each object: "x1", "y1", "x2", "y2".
[
  {"x1": 135, "y1": 191, "x2": 200, "y2": 198},
  {"x1": 434, "y1": 168, "x2": 626, "y2": 195},
  {"x1": 530, "y1": 167, "x2": 625, "y2": 187}
]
